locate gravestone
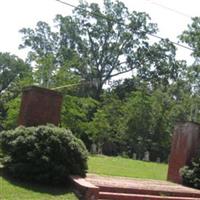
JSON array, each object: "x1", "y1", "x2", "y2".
[
  {"x1": 102, "y1": 141, "x2": 117, "y2": 156},
  {"x1": 156, "y1": 157, "x2": 161, "y2": 163},
  {"x1": 97, "y1": 142, "x2": 102, "y2": 154},
  {"x1": 143, "y1": 151, "x2": 150, "y2": 161},
  {"x1": 167, "y1": 122, "x2": 200, "y2": 183},
  {"x1": 91, "y1": 143, "x2": 97, "y2": 154},
  {"x1": 132, "y1": 153, "x2": 137, "y2": 160},
  {"x1": 18, "y1": 86, "x2": 62, "y2": 126}
]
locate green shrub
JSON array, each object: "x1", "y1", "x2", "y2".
[
  {"x1": 0, "y1": 125, "x2": 88, "y2": 184},
  {"x1": 180, "y1": 157, "x2": 200, "y2": 189}
]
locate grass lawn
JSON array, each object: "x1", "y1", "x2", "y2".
[
  {"x1": 88, "y1": 155, "x2": 168, "y2": 180},
  {"x1": 0, "y1": 170, "x2": 78, "y2": 200},
  {"x1": 0, "y1": 155, "x2": 168, "y2": 199}
]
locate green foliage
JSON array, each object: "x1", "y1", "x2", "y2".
[
  {"x1": 125, "y1": 90, "x2": 153, "y2": 159},
  {"x1": 55, "y1": 0, "x2": 157, "y2": 99},
  {"x1": 0, "y1": 52, "x2": 33, "y2": 130},
  {"x1": 21, "y1": 0, "x2": 184, "y2": 99},
  {"x1": 2, "y1": 0, "x2": 200, "y2": 163},
  {"x1": 3, "y1": 97, "x2": 21, "y2": 130},
  {"x1": 0, "y1": 125, "x2": 88, "y2": 184},
  {"x1": 87, "y1": 95, "x2": 127, "y2": 145},
  {"x1": 180, "y1": 157, "x2": 200, "y2": 189},
  {"x1": 0, "y1": 52, "x2": 32, "y2": 94},
  {"x1": 179, "y1": 17, "x2": 200, "y2": 96},
  {"x1": 179, "y1": 17, "x2": 200, "y2": 58},
  {"x1": 61, "y1": 95, "x2": 98, "y2": 147},
  {"x1": 20, "y1": 21, "x2": 59, "y2": 88},
  {"x1": 87, "y1": 78, "x2": 198, "y2": 161}
]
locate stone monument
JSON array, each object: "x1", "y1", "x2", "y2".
[
  {"x1": 167, "y1": 122, "x2": 200, "y2": 183},
  {"x1": 18, "y1": 86, "x2": 63, "y2": 126}
]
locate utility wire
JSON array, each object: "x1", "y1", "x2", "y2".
[
  {"x1": 51, "y1": 79, "x2": 96, "y2": 90},
  {"x1": 51, "y1": 82, "x2": 83, "y2": 90},
  {"x1": 149, "y1": 34, "x2": 193, "y2": 51},
  {"x1": 56, "y1": 0, "x2": 77, "y2": 9},
  {"x1": 144, "y1": 0, "x2": 192, "y2": 19},
  {"x1": 51, "y1": 0, "x2": 196, "y2": 91},
  {"x1": 55, "y1": 0, "x2": 194, "y2": 52}
]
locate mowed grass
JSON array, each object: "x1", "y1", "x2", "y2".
[
  {"x1": 0, "y1": 171, "x2": 78, "y2": 200},
  {"x1": 88, "y1": 155, "x2": 168, "y2": 180},
  {"x1": 0, "y1": 155, "x2": 168, "y2": 199}
]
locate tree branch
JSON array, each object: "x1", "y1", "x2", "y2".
[
  {"x1": 108, "y1": 68, "x2": 135, "y2": 78},
  {"x1": 87, "y1": 30, "x2": 99, "y2": 70}
]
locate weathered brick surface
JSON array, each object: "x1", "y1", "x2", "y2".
[
  {"x1": 72, "y1": 174, "x2": 200, "y2": 200},
  {"x1": 86, "y1": 174, "x2": 200, "y2": 198},
  {"x1": 18, "y1": 86, "x2": 62, "y2": 126},
  {"x1": 70, "y1": 176, "x2": 99, "y2": 200},
  {"x1": 167, "y1": 122, "x2": 200, "y2": 183},
  {"x1": 99, "y1": 192, "x2": 198, "y2": 200}
]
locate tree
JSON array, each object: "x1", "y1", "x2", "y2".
[
  {"x1": 179, "y1": 17, "x2": 200, "y2": 120},
  {"x1": 20, "y1": 0, "x2": 186, "y2": 100},
  {"x1": 111, "y1": 77, "x2": 140, "y2": 100},
  {"x1": 179, "y1": 17, "x2": 200, "y2": 58},
  {"x1": 179, "y1": 17, "x2": 200, "y2": 92},
  {"x1": 87, "y1": 94, "x2": 126, "y2": 140},
  {"x1": 61, "y1": 95, "x2": 98, "y2": 148},
  {"x1": 19, "y1": 21, "x2": 60, "y2": 88},
  {"x1": 20, "y1": 20, "x2": 84, "y2": 93},
  {"x1": 16, "y1": 0, "x2": 193, "y2": 160},
  {"x1": 0, "y1": 52, "x2": 32, "y2": 129},
  {"x1": 0, "y1": 52, "x2": 31, "y2": 94},
  {"x1": 135, "y1": 39, "x2": 186, "y2": 90},
  {"x1": 125, "y1": 89, "x2": 152, "y2": 159},
  {"x1": 55, "y1": 0, "x2": 158, "y2": 99}
]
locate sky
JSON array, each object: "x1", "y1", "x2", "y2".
[{"x1": 0, "y1": 0, "x2": 199, "y2": 64}]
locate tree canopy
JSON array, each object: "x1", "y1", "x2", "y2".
[
  {"x1": 0, "y1": 52, "x2": 32, "y2": 129},
  {"x1": 1, "y1": 0, "x2": 200, "y2": 162},
  {"x1": 19, "y1": 0, "x2": 185, "y2": 100}
]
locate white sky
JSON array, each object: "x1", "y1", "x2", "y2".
[{"x1": 0, "y1": 0, "x2": 199, "y2": 64}]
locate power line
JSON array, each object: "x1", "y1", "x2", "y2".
[
  {"x1": 144, "y1": 0, "x2": 192, "y2": 18},
  {"x1": 56, "y1": 0, "x2": 77, "y2": 9},
  {"x1": 51, "y1": 82, "x2": 83, "y2": 90},
  {"x1": 149, "y1": 34, "x2": 193, "y2": 51},
  {"x1": 55, "y1": 0, "x2": 194, "y2": 52}
]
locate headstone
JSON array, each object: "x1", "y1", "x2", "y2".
[
  {"x1": 18, "y1": 86, "x2": 63, "y2": 126},
  {"x1": 143, "y1": 151, "x2": 150, "y2": 161},
  {"x1": 91, "y1": 143, "x2": 97, "y2": 154},
  {"x1": 97, "y1": 142, "x2": 102, "y2": 154},
  {"x1": 102, "y1": 141, "x2": 117, "y2": 156},
  {"x1": 156, "y1": 157, "x2": 161, "y2": 163},
  {"x1": 167, "y1": 122, "x2": 200, "y2": 183},
  {"x1": 132, "y1": 153, "x2": 137, "y2": 160}
]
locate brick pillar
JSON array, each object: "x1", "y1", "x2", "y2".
[
  {"x1": 167, "y1": 122, "x2": 200, "y2": 183},
  {"x1": 18, "y1": 86, "x2": 62, "y2": 126}
]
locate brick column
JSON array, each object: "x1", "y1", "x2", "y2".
[
  {"x1": 167, "y1": 122, "x2": 200, "y2": 183},
  {"x1": 18, "y1": 86, "x2": 62, "y2": 126}
]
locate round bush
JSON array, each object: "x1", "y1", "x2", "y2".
[
  {"x1": 180, "y1": 157, "x2": 200, "y2": 189},
  {"x1": 0, "y1": 125, "x2": 88, "y2": 184}
]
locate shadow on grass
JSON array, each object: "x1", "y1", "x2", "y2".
[{"x1": 0, "y1": 167, "x2": 79, "y2": 198}]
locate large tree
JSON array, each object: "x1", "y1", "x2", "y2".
[
  {"x1": 179, "y1": 17, "x2": 200, "y2": 92},
  {"x1": 20, "y1": 0, "x2": 158, "y2": 99},
  {"x1": 19, "y1": 21, "x2": 60, "y2": 88},
  {"x1": 20, "y1": 0, "x2": 185, "y2": 99},
  {"x1": 0, "y1": 52, "x2": 32, "y2": 129},
  {"x1": 179, "y1": 17, "x2": 200, "y2": 121},
  {"x1": 55, "y1": 0, "x2": 158, "y2": 99},
  {"x1": 0, "y1": 52, "x2": 31, "y2": 94},
  {"x1": 20, "y1": 21, "x2": 82, "y2": 90},
  {"x1": 179, "y1": 17, "x2": 200, "y2": 58}
]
